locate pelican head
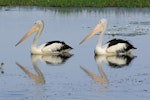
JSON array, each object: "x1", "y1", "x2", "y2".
[
  {"x1": 15, "y1": 20, "x2": 44, "y2": 46},
  {"x1": 80, "y1": 18, "x2": 107, "y2": 44}
]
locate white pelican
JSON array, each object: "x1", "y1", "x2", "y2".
[
  {"x1": 15, "y1": 20, "x2": 72, "y2": 54},
  {"x1": 80, "y1": 18, "x2": 136, "y2": 55}
]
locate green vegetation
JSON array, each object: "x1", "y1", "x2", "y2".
[{"x1": 0, "y1": 0, "x2": 150, "y2": 7}]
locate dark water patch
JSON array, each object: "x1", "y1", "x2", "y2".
[
  {"x1": 106, "y1": 32, "x2": 148, "y2": 37},
  {"x1": 130, "y1": 21, "x2": 150, "y2": 25}
]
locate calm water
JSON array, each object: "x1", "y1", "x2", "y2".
[{"x1": 0, "y1": 7, "x2": 150, "y2": 100}]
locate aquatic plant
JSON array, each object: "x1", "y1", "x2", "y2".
[
  {"x1": 0, "y1": 62, "x2": 4, "y2": 74},
  {"x1": 0, "y1": 0, "x2": 149, "y2": 7}
]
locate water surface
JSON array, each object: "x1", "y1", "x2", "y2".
[{"x1": 0, "y1": 7, "x2": 150, "y2": 100}]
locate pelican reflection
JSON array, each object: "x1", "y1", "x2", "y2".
[
  {"x1": 16, "y1": 53, "x2": 73, "y2": 84},
  {"x1": 37, "y1": 53, "x2": 73, "y2": 65},
  {"x1": 16, "y1": 55, "x2": 45, "y2": 84},
  {"x1": 97, "y1": 54, "x2": 136, "y2": 68},
  {"x1": 81, "y1": 54, "x2": 136, "y2": 85},
  {"x1": 80, "y1": 56, "x2": 108, "y2": 85}
]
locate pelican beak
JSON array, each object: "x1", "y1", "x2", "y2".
[
  {"x1": 15, "y1": 24, "x2": 39, "y2": 46},
  {"x1": 80, "y1": 22, "x2": 103, "y2": 44}
]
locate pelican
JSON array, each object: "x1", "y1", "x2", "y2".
[
  {"x1": 80, "y1": 18, "x2": 136, "y2": 55},
  {"x1": 15, "y1": 20, "x2": 72, "y2": 54}
]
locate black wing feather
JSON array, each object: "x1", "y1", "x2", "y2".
[
  {"x1": 44, "y1": 41, "x2": 73, "y2": 52},
  {"x1": 107, "y1": 39, "x2": 136, "y2": 52}
]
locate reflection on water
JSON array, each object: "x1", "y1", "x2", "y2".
[
  {"x1": 81, "y1": 54, "x2": 135, "y2": 86},
  {"x1": 101, "y1": 54, "x2": 136, "y2": 68},
  {"x1": 16, "y1": 53, "x2": 73, "y2": 84},
  {"x1": 1, "y1": 7, "x2": 150, "y2": 15},
  {"x1": 0, "y1": 6, "x2": 149, "y2": 40},
  {"x1": 16, "y1": 55, "x2": 45, "y2": 84},
  {"x1": 81, "y1": 59, "x2": 108, "y2": 85},
  {"x1": 39, "y1": 53, "x2": 73, "y2": 65}
]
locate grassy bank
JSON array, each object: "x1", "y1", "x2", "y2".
[{"x1": 0, "y1": 0, "x2": 150, "y2": 7}]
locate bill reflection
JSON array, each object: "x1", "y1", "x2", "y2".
[
  {"x1": 16, "y1": 53, "x2": 73, "y2": 84},
  {"x1": 81, "y1": 54, "x2": 136, "y2": 85}
]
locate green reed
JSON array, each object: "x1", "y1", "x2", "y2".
[{"x1": 0, "y1": 0, "x2": 149, "y2": 7}]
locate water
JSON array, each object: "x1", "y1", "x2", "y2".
[{"x1": 0, "y1": 7, "x2": 150, "y2": 100}]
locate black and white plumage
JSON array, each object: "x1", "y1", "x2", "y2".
[
  {"x1": 15, "y1": 20, "x2": 72, "y2": 54},
  {"x1": 44, "y1": 41, "x2": 72, "y2": 52},
  {"x1": 80, "y1": 18, "x2": 136, "y2": 55},
  {"x1": 106, "y1": 39, "x2": 136, "y2": 53}
]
